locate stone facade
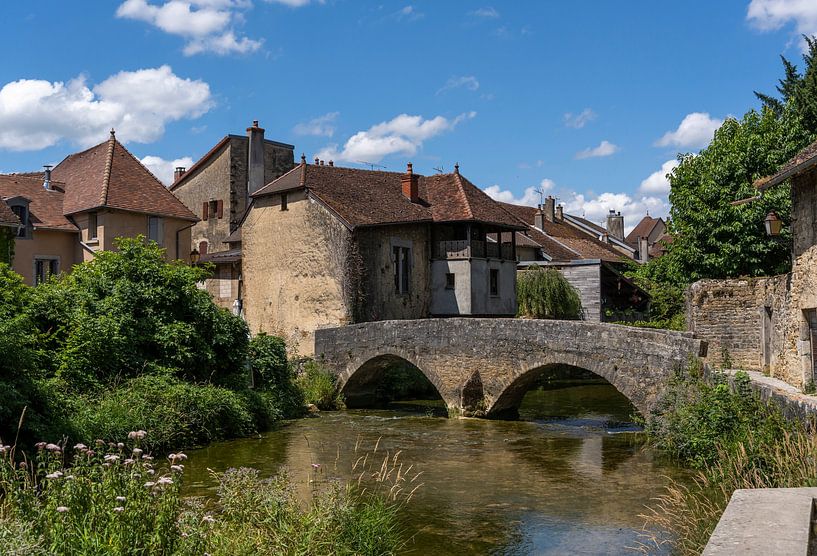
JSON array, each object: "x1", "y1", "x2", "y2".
[{"x1": 315, "y1": 318, "x2": 707, "y2": 417}]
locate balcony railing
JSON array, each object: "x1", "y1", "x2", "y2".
[{"x1": 436, "y1": 240, "x2": 514, "y2": 260}]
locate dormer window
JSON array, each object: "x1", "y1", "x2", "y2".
[{"x1": 8, "y1": 198, "x2": 32, "y2": 239}]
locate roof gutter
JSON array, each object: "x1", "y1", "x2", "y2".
[{"x1": 756, "y1": 156, "x2": 817, "y2": 192}]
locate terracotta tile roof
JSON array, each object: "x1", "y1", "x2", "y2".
[
  {"x1": 0, "y1": 199, "x2": 20, "y2": 227},
  {"x1": 757, "y1": 138, "x2": 817, "y2": 190},
  {"x1": 52, "y1": 132, "x2": 197, "y2": 221},
  {"x1": 253, "y1": 163, "x2": 524, "y2": 229},
  {"x1": 514, "y1": 232, "x2": 541, "y2": 248},
  {"x1": 0, "y1": 174, "x2": 75, "y2": 231},
  {"x1": 625, "y1": 216, "x2": 662, "y2": 243},
  {"x1": 499, "y1": 202, "x2": 627, "y2": 262}
]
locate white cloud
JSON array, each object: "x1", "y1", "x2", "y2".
[
  {"x1": 639, "y1": 159, "x2": 680, "y2": 195},
  {"x1": 266, "y1": 0, "x2": 320, "y2": 6},
  {"x1": 575, "y1": 140, "x2": 619, "y2": 160},
  {"x1": 483, "y1": 178, "x2": 554, "y2": 206},
  {"x1": 116, "y1": 0, "x2": 262, "y2": 56},
  {"x1": 393, "y1": 5, "x2": 424, "y2": 21},
  {"x1": 470, "y1": 7, "x2": 499, "y2": 18},
  {"x1": 562, "y1": 191, "x2": 669, "y2": 235},
  {"x1": 655, "y1": 112, "x2": 722, "y2": 149},
  {"x1": 316, "y1": 112, "x2": 476, "y2": 163},
  {"x1": 436, "y1": 75, "x2": 480, "y2": 95},
  {"x1": 141, "y1": 155, "x2": 195, "y2": 185},
  {"x1": 0, "y1": 65, "x2": 213, "y2": 151},
  {"x1": 293, "y1": 112, "x2": 339, "y2": 137},
  {"x1": 563, "y1": 108, "x2": 596, "y2": 129},
  {"x1": 747, "y1": 0, "x2": 817, "y2": 46}
]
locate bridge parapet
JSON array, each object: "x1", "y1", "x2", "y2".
[{"x1": 315, "y1": 318, "x2": 707, "y2": 417}]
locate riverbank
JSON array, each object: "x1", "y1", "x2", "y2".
[{"x1": 638, "y1": 362, "x2": 817, "y2": 554}]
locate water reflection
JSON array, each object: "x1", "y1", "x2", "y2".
[{"x1": 183, "y1": 383, "x2": 684, "y2": 555}]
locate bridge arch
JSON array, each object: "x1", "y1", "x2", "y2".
[
  {"x1": 338, "y1": 351, "x2": 456, "y2": 410},
  {"x1": 486, "y1": 359, "x2": 643, "y2": 419}
]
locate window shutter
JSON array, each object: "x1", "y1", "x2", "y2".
[
  {"x1": 199, "y1": 241, "x2": 208, "y2": 255},
  {"x1": 216, "y1": 200, "x2": 224, "y2": 219},
  {"x1": 202, "y1": 202, "x2": 209, "y2": 221}
]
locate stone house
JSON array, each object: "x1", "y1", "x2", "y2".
[
  {"x1": 169, "y1": 121, "x2": 294, "y2": 309},
  {"x1": 688, "y1": 139, "x2": 817, "y2": 388},
  {"x1": 0, "y1": 131, "x2": 197, "y2": 285},
  {"x1": 499, "y1": 198, "x2": 649, "y2": 322},
  {"x1": 625, "y1": 215, "x2": 670, "y2": 262},
  {"x1": 242, "y1": 159, "x2": 524, "y2": 353}
]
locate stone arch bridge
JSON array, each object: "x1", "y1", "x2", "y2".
[{"x1": 314, "y1": 318, "x2": 708, "y2": 417}]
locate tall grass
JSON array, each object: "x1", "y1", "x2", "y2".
[
  {"x1": 636, "y1": 364, "x2": 817, "y2": 554},
  {"x1": 0, "y1": 433, "x2": 416, "y2": 556},
  {"x1": 297, "y1": 360, "x2": 345, "y2": 410}
]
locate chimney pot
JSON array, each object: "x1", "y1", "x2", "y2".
[
  {"x1": 174, "y1": 167, "x2": 186, "y2": 181},
  {"x1": 328, "y1": 160, "x2": 334, "y2": 167},
  {"x1": 252, "y1": 120, "x2": 259, "y2": 127},
  {"x1": 315, "y1": 157, "x2": 319, "y2": 165},
  {"x1": 555, "y1": 204, "x2": 563, "y2": 222},
  {"x1": 43, "y1": 164, "x2": 53, "y2": 190}
]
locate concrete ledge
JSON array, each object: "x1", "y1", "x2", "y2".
[
  {"x1": 720, "y1": 368, "x2": 817, "y2": 422},
  {"x1": 703, "y1": 488, "x2": 817, "y2": 555}
]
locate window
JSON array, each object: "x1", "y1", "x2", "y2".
[
  {"x1": 34, "y1": 257, "x2": 59, "y2": 285},
  {"x1": 148, "y1": 216, "x2": 163, "y2": 246},
  {"x1": 10, "y1": 205, "x2": 29, "y2": 238},
  {"x1": 88, "y1": 212, "x2": 98, "y2": 240},
  {"x1": 445, "y1": 273, "x2": 455, "y2": 290},
  {"x1": 281, "y1": 193, "x2": 288, "y2": 211},
  {"x1": 393, "y1": 246, "x2": 411, "y2": 294},
  {"x1": 489, "y1": 268, "x2": 499, "y2": 296}
]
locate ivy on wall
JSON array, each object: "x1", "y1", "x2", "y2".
[{"x1": 0, "y1": 227, "x2": 14, "y2": 265}]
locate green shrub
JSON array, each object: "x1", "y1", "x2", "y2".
[
  {"x1": 611, "y1": 313, "x2": 685, "y2": 331},
  {"x1": 71, "y1": 376, "x2": 260, "y2": 453},
  {"x1": 249, "y1": 334, "x2": 304, "y2": 418},
  {"x1": 517, "y1": 266, "x2": 582, "y2": 319},
  {"x1": 297, "y1": 360, "x2": 344, "y2": 410}
]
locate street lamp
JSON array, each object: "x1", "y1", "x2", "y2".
[
  {"x1": 764, "y1": 211, "x2": 783, "y2": 237},
  {"x1": 190, "y1": 249, "x2": 200, "y2": 264}
]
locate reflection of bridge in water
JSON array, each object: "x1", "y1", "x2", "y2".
[{"x1": 314, "y1": 318, "x2": 708, "y2": 418}]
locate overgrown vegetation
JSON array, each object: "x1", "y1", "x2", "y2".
[
  {"x1": 296, "y1": 360, "x2": 345, "y2": 410},
  {"x1": 517, "y1": 266, "x2": 582, "y2": 320},
  {"x1": 0, "y1": 238, "x2": 304, "y2": 452},
  {"x1": 0, "y1": 433, "x2": 413, "y2": 555},
  {"x1": 637, "y1": 362, "x2": 814, "y2": 554}
]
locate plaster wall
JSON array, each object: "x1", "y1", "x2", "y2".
[
  {"x1": 13, "y1": 229, "x2": 77, "y2": 285},
  {"x1": 242, "y1": 191, "x2": 351, "y2": 355},
  {"x1": 431, "y1": 259, "x2": 472, "y2": 315}
]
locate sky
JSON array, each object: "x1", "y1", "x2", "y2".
[{"x1": 1, "y1": 0, "x2": 816, "y2": 233}]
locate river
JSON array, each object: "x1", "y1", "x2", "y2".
[{"x1": 183, "y1": 383, "x2": 685, "y2": 555}]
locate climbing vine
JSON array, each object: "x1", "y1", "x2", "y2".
[{"x1": 0, "y1": 227, "x2": 14, "y2": 265}]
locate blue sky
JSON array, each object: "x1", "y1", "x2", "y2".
[{"x1": 1, "y1": 0, "x2": 815, "y2": 232}]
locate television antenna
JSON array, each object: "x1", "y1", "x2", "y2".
[
  {"x1": 357, "y1": 160, "x2": 386, "y2": 170},
  {"x1": 432, "y1": 166, "x2": 445, "y2": 174}
]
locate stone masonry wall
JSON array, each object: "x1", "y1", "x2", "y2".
[{"x1": 315, "y1": 318, "x2": 706, "y2": 417}]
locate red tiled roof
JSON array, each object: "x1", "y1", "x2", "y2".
[
  {"x1": 52, "y1": 132, "x2": 197, "y2": 221},
  {"x1": 757, "y1": 138, "x2": 817, "y2": 190},
  {"x1": 625, "y1": 215, "x2": 663, "y2": 244},
  {"x1": 253, "y1": 163, "x2": 524, "y2": 229},
  {"x1": 0, "y1": 175, "x2": 75, "y2": 231},
  {"x1": 499, "y1": 202, "x2": 627, "y2": 262}
]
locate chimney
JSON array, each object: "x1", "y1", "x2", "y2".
[
  {"x1": 174, "y1": 167, "x2": 186, "y2": 181},
  {"x1": 555, "y1": 204, "x2": 563, "y2": 222},
  {"x1": 638, "y1": 237, "x2": 650, "y2": 263},
  {"x1": 606, "y1": 210, "x2": 625, "y2": 241},
  {"x1": 401, "y1": 162, "x2": 419, "y2": 202},
  {"x1": 543, "y1": 196, "x2": 556, "y2": 223},
  {"x1": 43, "y1": 165, "x2": 53, "y2": 190},
  {"x1": 246, "y1": 120, "x2": 265, "y2": 196},
  {"x1": 534, "y1": 207, "x2": 545, "y2": 230},
  {"x1": 328, "y1": 160, "x2": 334, "y2": 167}
]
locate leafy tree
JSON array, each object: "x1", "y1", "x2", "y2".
[
  {"x1": 648, "y1": 107, "x2": 810, "y2": 286},
  {"x1": 517, "y1": 266, "x2": 583, "y2": 319},
  {"x1": 27, "y1": 237, "x2": 250, "y2": 391}
]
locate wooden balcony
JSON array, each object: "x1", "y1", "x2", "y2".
[{"x1": 436, "y1": 240, "x2": 514, "y2": 260}]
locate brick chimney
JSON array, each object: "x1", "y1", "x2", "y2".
[
  {"x1": 401, "y1": 162, "x2": 419, "y2": 202},
  {"x1": 606, "y1": 210, "x2": 624, "y2": 241},
  {"x1": 174, "y1": 167, "x2": 186, "y2": 181},
  {"x1": 247, "y1": 120, "x2": 265, "y2": 196},
  {"x1": 543, "y1": 196, "x2": 556, "y2": 223}
]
